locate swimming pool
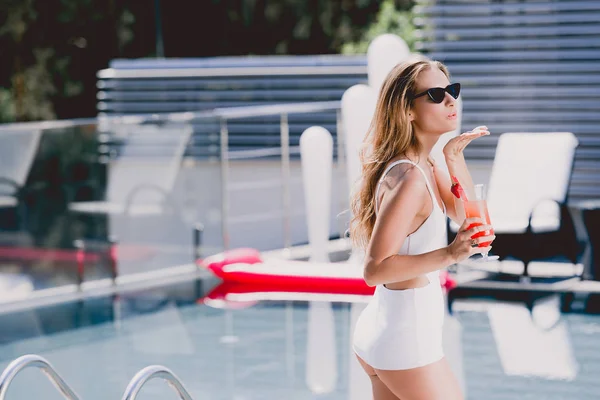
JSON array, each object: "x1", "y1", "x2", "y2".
[{"x1": 0, "y1": 278, "x2": 599, "y2": 400}]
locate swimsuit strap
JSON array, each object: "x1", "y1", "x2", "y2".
[{"x1": 375, "y1": 159, "x2": 446, "y2": 215}]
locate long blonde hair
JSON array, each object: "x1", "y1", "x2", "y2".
[{"x1": 349, "y1": 59, "x2": 450, "y2": 249}]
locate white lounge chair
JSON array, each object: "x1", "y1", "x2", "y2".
[
  {"x1": 450, "y1": 132, "x2": 581, "y2": 277},
  {"x1": 69, "y1": 121, "x2": 195, "y2": 274},
  {"x1": 0, "y1": 129, "x2": 42, "y2": 231},
  {"x1": 70, "y1": 122, "x2": 191, "y2": 215}
]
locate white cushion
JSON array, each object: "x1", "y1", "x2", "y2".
[
  {"x1": 0, "y1": 196, "x2": 17, "y2": 208},
  {"x1": 487, "y1": 132, "x2": 577, "y2": 234},
  {"x1": 69, "y1": 201, "x2": 164, "y2": 216}
]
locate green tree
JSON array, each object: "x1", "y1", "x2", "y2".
[
  {"x1": 341, "y1": 0, "x2": 416, "y2": 54},
  {"x1": 0, "y1": 0, "x2": 135, "y2": 122},
  {"x1": 0, "y1": 0, "x2": 412, "y2": 122}
]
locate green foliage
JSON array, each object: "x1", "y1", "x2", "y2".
[
  {"x1": 0, "y1": 0, "x2": 135, "y2": 123},
  {"x1": 341, "y1": 0, "x2": 416, "y2": 54},
  {"x1": 0, "y1": 88, "x2": 15, "y2": 121},
  {"x1": 0, "y1": 0, "x2": 408, "y2": 122},
  {"x1": 13, "y1": 48, "x2": 57, "y2": 121},
  {"x1": 0, "y1": 0, "x2": 37, "y2": 41}
]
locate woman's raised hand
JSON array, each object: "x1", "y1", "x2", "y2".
[{"x1": 443, "y1": 126, "x2": 490, "y2": 162}]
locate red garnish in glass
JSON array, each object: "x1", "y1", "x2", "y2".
[{"x1": 450, "y1": 176, "x2": 468, "y2": 200}]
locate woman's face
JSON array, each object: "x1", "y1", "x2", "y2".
[{"x1": 408, "y1": 67, "x2": 459, "y2": 136}]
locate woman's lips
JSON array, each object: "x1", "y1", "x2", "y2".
[{"x1": 447, "y1": 112, "x2": 457, "y2": 120}]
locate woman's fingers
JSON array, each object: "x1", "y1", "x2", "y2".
[
  {"x1": 461, "y1": 129, "x2": 489, "y2": 141},
  {"x1": 443, "y1": 127, "x2": 489, "y2": 157},
  {"x1": 465, "y1": 224, "x2": 493, "y2": 237},
  {"x1": 473, "y1": 234, "x2": 496, "y2": 245},
  {"x1": 454, "y1": 129, "x2": 489, "y2": 151},
  {"x1": 459, "y1": 217, "x2": 483, "y2": 232}
]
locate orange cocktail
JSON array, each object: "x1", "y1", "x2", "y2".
[
  {"x1": 464, "y1": 199, "x2": 494, "y2": 247},
  {"x1": 451, "y1": 180, "x2": 496, "y2": 261}
]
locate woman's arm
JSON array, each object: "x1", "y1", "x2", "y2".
[
  {"x1": 429, "y1": 159, "x2": 460, "y2": 224},
  {"x1": 432, "y1": 126, "x2": 490, "y2": 224},
  {"x1": 363, "y1": 165, "x2": 493, "y2": 287},
  {"x1": 430, "y1": 155, "x2": 475, "y2": 225}
]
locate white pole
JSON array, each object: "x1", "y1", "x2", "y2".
[
  {"x1": 300, "y1": 126, "x2": 337, "y2": 394},
  {"x1": 367, "y1": 34, "x2": 411, "y2": 94},
  {"x1": 300, "y1": 126, "x2": 333, "y2": 263},
  {"x1": 341, "y1": 84, "x2": 377, "y2": 265}
]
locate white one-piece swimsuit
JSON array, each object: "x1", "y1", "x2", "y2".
[{"x1": 353, "y1": 159, "x2": 448, "y2": 370}]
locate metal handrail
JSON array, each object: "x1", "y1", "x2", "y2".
[
  {"x1": 121, "y1": 365, "x2": 194, "y2": 400},
  {"x1": 0, "y1": 354, "x2": 80, "y2": 400},
  {"x1": 97, "y1": 64, "x2": 367, "y2": 79},
  {"x1": 213, "y1": 101, "x2": 340, "y2": 119},
  {"x1": 0, "y1": 100, "x2": 340, "y2": 129},
  {"x1": 0, "y1": 99, "x2": 345, "y2": 254},
  {"x1": 98, "y1": 100, "x2": 340, "y2": 125}
]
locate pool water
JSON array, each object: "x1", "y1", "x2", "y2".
[{"x1": 0, "y1": 279, "x2": 599, "y2": 399}]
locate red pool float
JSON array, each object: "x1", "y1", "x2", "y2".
[{"x1": 198, "y1": 248, "x2": 456, "y2": 297}]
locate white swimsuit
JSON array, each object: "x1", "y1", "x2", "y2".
[{"x1": 353, "y1": 159, "x2": 448, "y2": 370}]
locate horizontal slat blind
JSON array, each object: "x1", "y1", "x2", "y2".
[
  {"x1": 414, "y1": 0, "x2": 600, "y2": 200},
  {"x1": 96, "y1": 56, "x2": 368, "y2": 160}
]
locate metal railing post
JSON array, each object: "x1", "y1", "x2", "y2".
[
  {"x1": 220, "y1": 118, "x2": 230, "y2": 251},
  {"x1": 74, "y1": 240, "x2": 85, "y2": 290},
  {"x1": 280, "y1": 113, "x2": 292, "y2": 250},
  {"x1": 108, "y1": 236, "x2": 118, "y2": 285},
  {"x1": 194, "y1": 222, "x2": 204, "y2": 262},
  {"x1": 336, "y1": 108, "x2": 347, "y2": 239}
]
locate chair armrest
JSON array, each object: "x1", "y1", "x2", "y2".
[
  {"x1": 0, "y1": 178, "x2": 53, "y2": 200},
  {"x1": 123, "y1": 184, "x2": 178, "y2": 214},
  {"x1": 0, "y1": 177, "x2": 22, "y2": 195},
  {"x1": 526, "y1": 198, "x2": 564, "y2": 233}
]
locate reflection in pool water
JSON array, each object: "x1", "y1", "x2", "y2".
[{"x1": 0, "y1": 280, "x2": 599, "y2": 399}]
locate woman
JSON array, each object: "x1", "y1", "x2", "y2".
[{"x1": 350, "y1": 58, "x2": 495, "y2": 400}]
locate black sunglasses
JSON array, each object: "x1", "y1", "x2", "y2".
[{"x1": 412, "y1": 83, "x2": 461, "y2": 103}]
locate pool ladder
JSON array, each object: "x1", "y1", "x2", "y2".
[
  {"x1": 0, "y1": 355, "x2": 194, "y2": 399},
  {"x1": 121, "y1": 365, "x2": 193, "y2": 400}
]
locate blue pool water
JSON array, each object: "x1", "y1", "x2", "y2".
[{"x1": 0, "y1": 279, "x2": 599, "y2": 399}]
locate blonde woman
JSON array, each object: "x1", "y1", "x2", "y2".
[{"x1": 351, "y1": 59, "x2": 495, "y2": 399}]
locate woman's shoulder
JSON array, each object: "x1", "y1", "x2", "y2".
[
  {"x1": 378, "y1": 162, "x2": 429, "y2": 208},
  {"x1": 380, "y1": 159, "x2": 425, "y2": 189}
]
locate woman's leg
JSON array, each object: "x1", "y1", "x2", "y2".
[
  {"x1": 375, "y1": 357, "x2": 463, "y2": 400},
  {"x1": 356, "y1": 354, "x2": 401, "y2": 400}
]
